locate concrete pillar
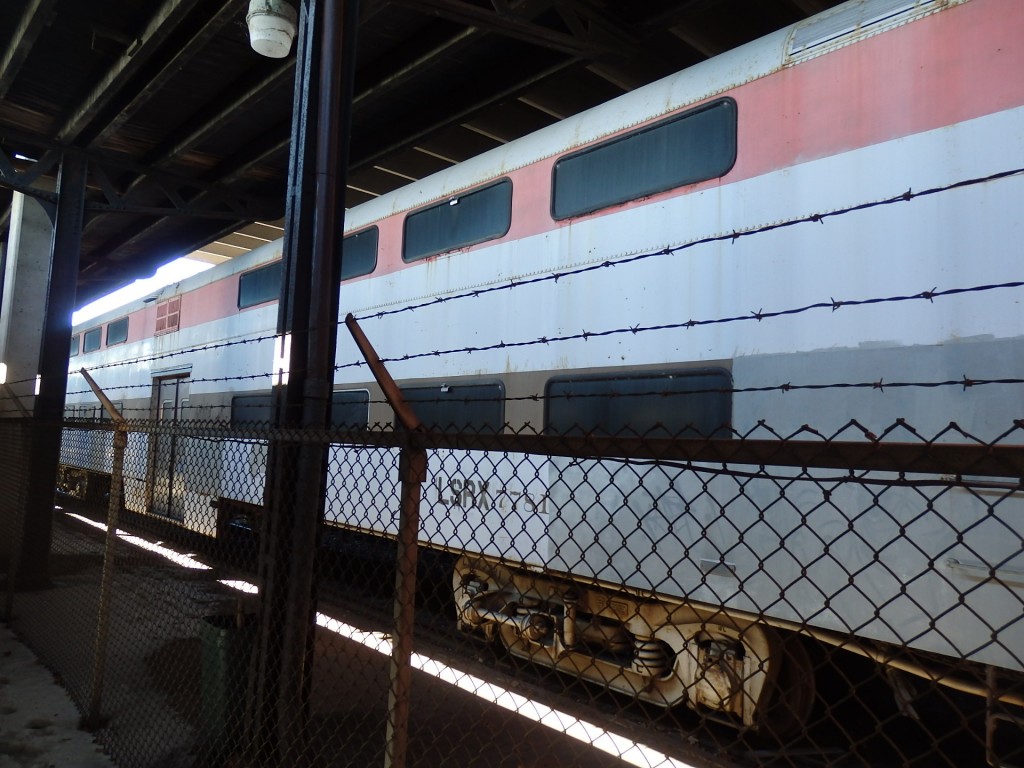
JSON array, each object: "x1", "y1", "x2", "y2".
[
  {"x1": 0, "y1": 193, "x2": 53, "y2": 577},
  {"x1": 0, "y1": 192, "x2": 54, "y2": 415}
]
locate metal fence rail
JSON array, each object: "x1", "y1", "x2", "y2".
[{"x1": 1, "y1": 416, "x2": 1022, "y2": 768}]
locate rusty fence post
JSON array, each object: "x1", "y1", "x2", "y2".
[
  {"x1": 385, "y1": 445, "x2": 427, "y2": 768},
  {"x1": 343, "y1": 314, "x2": 428, "y2": 768},
  {"x1": 79, "y1": 368, "x2": 126, "y2": 727}
]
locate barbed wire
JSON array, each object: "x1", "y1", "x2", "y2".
[
  {"x1": 48, "y1": 371, "x2": 1024, "y2": 417},
  {"x1": 69, "y1": 331, "x2": 280, "y2": 375},
  {"x1": 40, "y1": 272, "x2": 1021, "y2": 398},
  {"x1": 333, "y1": 279, "x2": 1024, "y2": 371},
  {"x1": 351, "y1": 166, "x2": 1024, "y2": 322},
  {"x1": 47, "y1": 165, "x2": 1023, "y2": 382}
]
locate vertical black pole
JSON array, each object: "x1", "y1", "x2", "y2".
[
  {"x1": 18, "y1": 152, "x2": 86, "y2": 588},
  {"x1": 249, "y1": 0, "x2": 318, "y2": 759},
  {"x1": 251, "y1": 1, "x2": 359, "y2": 765}
]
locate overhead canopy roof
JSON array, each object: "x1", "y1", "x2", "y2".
[{"x1": 0, "y1": 0, "x2": 841, "y2": 308}]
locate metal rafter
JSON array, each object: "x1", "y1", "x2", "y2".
[
  {"x1": 142, "y1": 61, "x2": 295, "y2": 169},
  {"x1": 55, "y1": 0, "x2": 207, "y2": 144},
  {"x1": 79, "y1": 216, "x2": 242, "y2": 287},
  {"x1": 0, "y1": 127, "x2": 279, "y2": 220},
  {"x1": 351, "y1": 53, "x2": 581, "y2": 175},
  {"x1": 0, "y1": 0, "x2": 843, "y2": 305},
  {"x1": 353, "y1": 27, "x2": 480, "y2": 111},
  {"x1": 0, "y1": 0, "x2": 58, "y2": 100},
  {"x1": 669, "y1": 24, "x2": 726, "y2": 58},
  {"x1": 84, "y1": 0, "x2": 250, "y2": 149},
  {"x1": 0, "y1": 144, "x2": 60, "y2": 205},
  {"x1": 390, "y1": 0, "x2": 635, "y2": 58},
  {"x1": 630, "y1": 0, "x2": 733, "y2": 37},
  {"x1": 63, "y1": 60, "x2": 293, "y2": 246},
  {"x1": 786, "y1": 0, "x2": 834, "y2": 15},
  {"x1": 85, "y1": 122, "x2": 294, "y2": 271},
  {"x1": 86, "y1": 34, "x2": 583, "y2": 263}
]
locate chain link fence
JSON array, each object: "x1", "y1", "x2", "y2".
[{"x1": 1, "y1": 412, "x2": 1022, "y2": 768}]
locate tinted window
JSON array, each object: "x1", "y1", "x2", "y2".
[
  {"x1": 67, "y1": 404, "x2": 97, "y2": 421},
  {"x1": 342, "y1": 227, "x2": 378, "y2": 281},
  {"x1": 106, "y1": 317, "x2": 128, "y2": 346},
  {"x1": 83, "y1": 327, "x2": 102, "y2": 353},
  {"x1": 331, "y1": 390, "x2": 370, "y2": 429},
  {"x1": 545, "y1": 369, "x2": 732, "y2": 438},
  {"x1": 231, "y1": 394, "x2": 274, "y2": 425},
  {"x1": 70, "y1": 334, "x2": 80, "y2": 357},
  {"x1": 552, "y1": 98, "x2": 737, "y2": 220},
  {"x1": 400, "y1": 383, "x2": 504, "y2": 433},
  {"x1": 238, "y1": 261, "x2": 282, "y2": 309},
  {"x1": 98, "y1": 401, "x2": 123, "y2": 421},
  {"x1": 403, "y1": 179, "x2": 512, "y2": 263}
]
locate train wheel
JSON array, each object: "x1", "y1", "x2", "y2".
[{"x1": 752, "y1": 632, "x2": 816, "y2": 741}]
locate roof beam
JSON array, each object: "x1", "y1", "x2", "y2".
[
  {"x1": 78, "y1": 215, "x2": 244, "y2": 297},
  {"x1": 0, "y1": 0, "x2": 58, "y2": 100},
  {"x1": 668, "y1": 23, "x2": 726, "y2": 58},
  {"x1": 55, "y1": 0, "x2": 207, "y2": 144},
  {"x1": 390, "y1": 0, "x2": 627, "y2": 57},
  {"x1": 354, "y1": 27, "x2": 479, "y2": 111},
  {"x1": 629, "y1": 0, "x2": 730, "y2": 36},
  {"x1": 351, "y1": 53, "x2": 580, "y2": 173},
  {"x1": 0, "y1": 125, "x2": 279, "y2": 220},
  {"x1": 84, "y1": 122, "x2": 294, "y2": 269},
  {"x1": 786, "y1": 0, "x2": 833, "y2": 15},
  {"x1": 84, "y1": 0, "x2": 250, "y2": 149},
  {"x1": 0, "y1": 143, "x2": 60, "y2": 205},
  {"x1": 143, "y1": 61, "x2": 294, "y2": 168},
  {"x1": 73, "y1": 63, "x2": 292, "y2": 240},
  {"x1": 202, "y1": 123, "x2": 291, "y2": 186}
]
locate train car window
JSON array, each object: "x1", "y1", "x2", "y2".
[
  {"x1": 238, "y1": 261, "x2": 282, "y2": 309},
  {"x1": 72, "y1": 404, "x2": 97, "y2": 421},
  {"x1": 106, "y1": 317, "x2": 129, "y2": 346},
  {"x1": 403, "y1": 179, "x2": 512, "y2": 263},
  {"x1": 98, "y1": 401, "x2": 123, "y2": 421},
  {"x1": 82, "y1": 327, "x2": 102, "y2": 353},
  {"x1": 70, "y1": 334, "x2": 80, "y2": 357},
  {"x1": 341, "y1": 227, "x2": 378, "y2": 281},
  {"x1": 545, "y1": 368, "x2": 732, "y2": 438},
  {"x1": 399, "y1": 382, "x2": 504, "y2": 433},
  {"x1": 331, "y1": 390, "x2": 370, "y2": 429},
  {"x1": 552, "y1": 98, "x2": 737, "y2": 220},
  {"x1": 230, "y1": 394, "x2": 274, "y2": 425}
]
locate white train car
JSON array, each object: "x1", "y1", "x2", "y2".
[{"x1": 63, "y1": 0, "x2": 1024, "y2": 735}]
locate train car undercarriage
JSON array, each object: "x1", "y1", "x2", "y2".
[
  {"x1": 455, "y1": 553, "x2": 1024, "y2": 754},
  {"x1": 453, "y1": 555, "x2": 816, "y2": 738}
]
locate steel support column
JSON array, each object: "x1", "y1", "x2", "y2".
[
  {"x1": 250, "y1": 0, "x2": 359, "y2": 765},
  {"x1": 19, "y1": 152, "x2": 86, "y2": 587}
]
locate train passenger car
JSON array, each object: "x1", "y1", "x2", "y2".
[{"x1": 63, "y1": 0, "x2": 1024, "y2": 736}]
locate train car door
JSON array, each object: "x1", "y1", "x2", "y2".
[{"x1": 149, "y1": 374, "x2": 190, "y2": 519}]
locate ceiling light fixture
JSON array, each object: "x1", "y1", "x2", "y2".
[{"x1": 246, "y1": 0, "x2": 298, "y2": 59}]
